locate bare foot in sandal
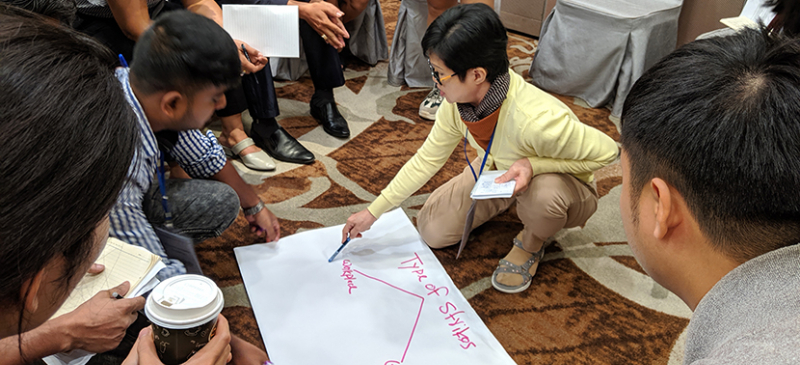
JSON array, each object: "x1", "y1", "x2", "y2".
[{"x1": 492, "y1": 234, "x2": 546, "y2": 293}]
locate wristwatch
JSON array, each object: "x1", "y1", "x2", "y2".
[{"x1": 243, "y1": 200, "x2": 265, "y2": 216}]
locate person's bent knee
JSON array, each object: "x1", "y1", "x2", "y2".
[
  {"x1": 349, "y1": 0, "x2": 369, "y2": 15},
  {"x1": 214, "y1": 184, "x2": 241, "y2": 231},
  {"x1": 417, "y1": 213, "x2": 458, "y2": 249},
  {"x1": 521, "y1": 174, "x2": 573, "y2": 217},
  {"x1": 197, "y1": 181, "x2": 240, "y2": 236}
]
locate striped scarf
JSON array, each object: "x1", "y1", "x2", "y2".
[{"x1": 457, "y1": 71, "x2": 510, "y2": 122}]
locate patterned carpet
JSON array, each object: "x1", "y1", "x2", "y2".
[{"x1": 200, "y1": 1, "x2": 692, "y2": 363}]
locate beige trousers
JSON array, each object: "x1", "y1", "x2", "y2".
[{"x1": 417, "y1": 159, "x2": 598, "y2": 252}]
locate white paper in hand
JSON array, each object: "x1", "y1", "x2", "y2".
[
  {"x1": 470, "y1": 170, "x2": 515, "y2": 199},
  {"x1": 222, "y1": 5, "x2": 299, "y2": 58}
]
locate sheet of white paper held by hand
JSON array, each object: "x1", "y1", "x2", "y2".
[
  {"x1": 234, "y1": 209, "x2": 516, "y2": 365},
  {"x1": 470, "y1": 170, "x2": 516, "y2": 200},
  {"x1": 222, "y1": 5, "x2": 299, "y2": 58}
]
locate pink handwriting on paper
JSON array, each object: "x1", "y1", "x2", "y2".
[
  {"x1": 341, "y1": 260, "x2": 357, "y2": 294},
  {"x1": 440, "y1": 302, "x2": 476, "y2": 349},
  {"x1": 396, "y1": 253, "x2": 476, "y2": 351},
  {"x1": 397, "y1": 252, "x2": 427, "y2": 282},
  {"x1": 425, "y1": 283, "x2": 449, "y2": 297},
  {"x1": 352, "y1": 269, "x2": 424, "y2": 365}
]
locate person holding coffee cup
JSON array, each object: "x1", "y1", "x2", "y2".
[
  {"x1": 0, "y1": 4, "x2": 139, "y2": 362},
  {"x1": 142, "y1": 275, "x2": 226, "y2": 364},
  {"x1": 0, "y1": 6, "x2": 235, "y2": 365},
  {"x1": 123, "y1": 316, "x2": 233, "y2": 365}
]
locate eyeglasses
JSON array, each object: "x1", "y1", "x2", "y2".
[{"x1": 428, "y1": 58, "x2": 457, "y2": 85}]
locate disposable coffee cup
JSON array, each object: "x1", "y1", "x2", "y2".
[{"x1": 144, "y1": 274, "x2": 224, "y2": 365}]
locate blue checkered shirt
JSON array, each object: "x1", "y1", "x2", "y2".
[{"x1": 110, "y1": 68, "x2": 227, "y2": 279}]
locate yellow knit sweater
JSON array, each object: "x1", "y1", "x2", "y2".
[{"x1": 368, "y1": 70, "x2": 619, "y2": 218}]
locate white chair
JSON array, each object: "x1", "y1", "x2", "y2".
[
  {"x1": 387, "y1": 0, "x2": 434, "y2": 88},
  {"x1": 530, "y1": 0, "x2": 683, "y2": 117}
]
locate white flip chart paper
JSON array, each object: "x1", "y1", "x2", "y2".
[
  {"x1": 234, "y1": 209, "x2": 516, "y2": 365},
  {"x1": 222, "y1": 5, "x2": 299, "y2": 58}
]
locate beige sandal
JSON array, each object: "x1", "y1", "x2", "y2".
[{"x1": 491, "y1": 237, "x2": 546, "y2": 294}]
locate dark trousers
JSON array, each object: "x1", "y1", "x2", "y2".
[
  {"x1": 215, "y1": 0, "x2": 346, "y2": 118},
  {"x1": 75, "y1": 0, "x2": 345, "y2": 122},
  {"x1": 142, "y1": 179, "x2": 240, "y2": 242}
]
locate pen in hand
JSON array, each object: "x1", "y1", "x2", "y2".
[
  {"x1": 240, "y1": 44, "x2": 260, "y2": 84},
  {"x1": 241, "y1": 43, "x2": 252, "y2": 63},
  {"x1": 328, "y1": 234, "x2": 351, "y2": 263}
]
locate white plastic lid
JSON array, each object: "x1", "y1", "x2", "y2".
[{"x1": 145, "y1": 275, "x2": 224, "y2": 329}]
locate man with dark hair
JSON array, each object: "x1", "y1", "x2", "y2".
[
  {"x1": 114, "y1": 9, "x2": 279, "y2": 280},
  {"x1": 72, "y1": 0, "x2": 354, "y2": 169},
  {"x1": 111, "y1": 10, "x2": 275, "y2": 363},
  {"x1": 343, "y1": 4, "x2": 618, "y2": 294},
  {"x1": 620, "y1": 28, "x2": 800, "y2": 364}
]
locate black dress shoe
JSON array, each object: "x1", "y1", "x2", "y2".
[
  {"x1": 310, "y1": 101, "x2": 350, "y2": 138},
  {"x1": 250, "y1": 122, "x2": 315, "y2": 164}
]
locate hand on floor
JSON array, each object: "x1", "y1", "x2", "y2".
[{"x1": 248, "y1": 207, "x2": 281, "y2": 242}]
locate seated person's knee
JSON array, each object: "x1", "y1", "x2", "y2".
[{"x1": 417, "y1": 215, "x2": 455, "y2": 249}]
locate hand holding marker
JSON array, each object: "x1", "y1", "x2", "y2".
[{"x1": 328, "y1": 233, "x2": 351, "y2": 262}]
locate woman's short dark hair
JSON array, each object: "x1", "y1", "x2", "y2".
[
  {"x1": 131, "y1": 10, "x2": 241, "y2": 96},
  {"x1": 421, "y1": 3, "x2": 509, "y2": 83},
  {"x1": 0, "y1": 3, "x2": 138, "y2": 331},
  {"x1": 621, "y1": 28, "x2": 800, "y2": 262}
]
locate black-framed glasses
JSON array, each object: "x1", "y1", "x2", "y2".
[{"x1": 428, "y1": 58, "x2": 457, "y2": 85}]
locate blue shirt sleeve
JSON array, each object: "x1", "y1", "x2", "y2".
[{"x1": 170, "y1": 130, "x2": 227, "y2": 179}]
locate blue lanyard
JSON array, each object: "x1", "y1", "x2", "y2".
[
  {"x1": 125, "y1": 102, "x2": 173, "y2": 226},
  {"x1": 463, "y1": 123, "x2": 498, "y2": 182},
  {"x1": 156, "y1": 153, "x2": 174, "y2": 228},
  {"x1": 120, "y1": 54, "x2": 174, "y2": 228}
]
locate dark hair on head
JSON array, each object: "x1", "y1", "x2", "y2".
[
  {"x1": 421, "y1": 3, "x2": 509, "y2": 83},
  {"x1": 767, "y1": 0, "x2": 800, "y2": 37},
  {"x1": 130, "y1": 10, "x2": 241, "y2": 96},
  {"x1": 621, "y1": 27, "x2": 800, "y2": 262},
  {"x1": 0, "y1": 2, "x2": 138, "y2": 345},
  {"x1": 0, "y1": 0, "x2": 76, "y2": 24}
]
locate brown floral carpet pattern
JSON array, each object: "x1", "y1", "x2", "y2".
[{"x1": 201, "y1": 1, "x2": 692, "y2": 364}]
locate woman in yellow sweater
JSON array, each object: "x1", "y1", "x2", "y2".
[{"x1": 343, "y1": 3, "x2": 618, "y2": 293}]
